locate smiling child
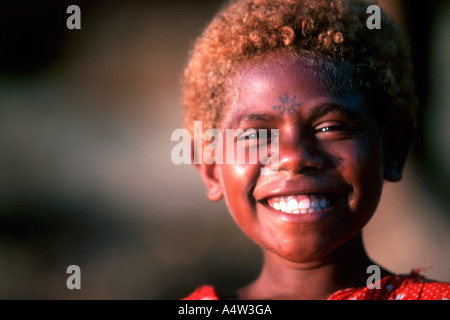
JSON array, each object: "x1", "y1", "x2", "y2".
[{"x1": 181, "y1": 0, "x2": 450, "y2": 300}]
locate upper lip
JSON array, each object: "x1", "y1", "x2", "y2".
[{"x1": 253, "y1": 176, "x2": 351, "y2": 202}]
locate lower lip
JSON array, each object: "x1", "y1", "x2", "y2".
[{"x1": 257, "y1": 196, "x2": 344, "y2": 224}]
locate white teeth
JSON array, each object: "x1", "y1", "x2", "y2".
[
  {"x1": 267, "y1": 194, "x2": 333, "y2": 214},
  {"x1": 299, "y1": 198, "x2": 310, "y2": 209},
  {"x1": 287, "y1": 198, "x2": 298, "y2": 210},
  {"x1": 273, "y1": 202, "x2": 280, "y2": 210},
  {"x1": 279, "y1": 200, "x2": 287, "y2": 211}
]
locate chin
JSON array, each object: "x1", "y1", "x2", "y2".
[{"x1": 265, "y1": 230, "x2": 360, "y2": 265}]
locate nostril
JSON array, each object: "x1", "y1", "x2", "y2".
[
  {"x1": 299, "y1": 165, "x2": 322, "y2": 175},
  {"x1": 277, "y1": 145, "x2": 325, "y2": 174}
]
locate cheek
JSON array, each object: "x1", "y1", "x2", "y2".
[
  {"x1": 331, "y1": 138, "x2": 384, "y2": 211},
  {"x1": 219, "y1": 138, "x2": 266, "y2": 199},
  {"x1": 219, "y1": 163, "x2": 264, "y2": 239},
  {"x1": 220, "y1": 163, "x2": 260, "y2": 210}
]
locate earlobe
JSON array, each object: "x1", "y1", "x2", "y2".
[
  {"x1": 195, "y1": 162, "x2": 223, "y2": 202},
  {"x1": 206, "y1": 181, "x2": 223, "y2": 202},
  {"x1": 384, "y1": 161, "x2": 403, "y2": 182},
  {"x1": 382, "y1": 113, "x2": 413, "y2": 183},
  {"x1": 192, "y1": 142, "x2": 223, "y2": 202}
]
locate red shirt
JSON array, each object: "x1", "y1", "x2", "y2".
[{"x1": 182, "y1": 270, "x2": 450, "y2": 300}]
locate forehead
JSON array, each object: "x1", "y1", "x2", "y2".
[
  {"x1": 224, "y1": 52, "x2": 362, "y2": 123},
  {"x1": 239, "y1": 53, "x2": 356, "y2": 95}
]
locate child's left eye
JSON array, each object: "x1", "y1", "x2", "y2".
[
  {"x1": 316, "y1": 125, "x2": 346, "y2": 132},
  {"x1": 314, "y1": 122, "x2": 355, "y2": 137}
]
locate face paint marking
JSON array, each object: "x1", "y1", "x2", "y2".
[{"x1": 272, "y1": 94, "x2": 302, "y2": 115}]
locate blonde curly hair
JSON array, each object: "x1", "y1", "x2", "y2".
[{"x1": 182, "y1": 0, "x2": 416, "y2": 136}]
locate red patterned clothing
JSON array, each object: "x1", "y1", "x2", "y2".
[
  {"x1": 183, "y1": 270, "x2": 450, "y2": 300},
  {"x1": 328, "y1": 270, "x2": 450, "y2": 300},
  {"x1": 183, "y1": 285, "x2": 220, "y2": 300}
]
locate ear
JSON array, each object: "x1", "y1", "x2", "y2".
[
  {"x1": 382, "y1": 114, "x2": 414, "y2": 182},
  {"x1": 192, "y1": 141, "x2": 223, "y2": 202},
  {"x1": 384, "y1": 160, "x2": 403, "y2": 182}
]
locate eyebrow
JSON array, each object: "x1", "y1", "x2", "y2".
[
  {"x1": 309, "y1": 103, "x2": 364, "y2": 124},
  {"x1": 235, "y1": 112, "x2": 277, "y2": 126},
  {"x1": 233, "y1": 103, "x2": 364, "y2": 127}
]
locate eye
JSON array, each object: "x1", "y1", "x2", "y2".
[
  {"x1": 237, "y1": 130, "x2": 259, "y2": 141},
  {"x1": 314, "y1": 121, "x2": 355, "y2": 139},
  {"x1": 316, "y1": 125, "x2": 347, "y2": 133},
  {"x1": 236, "y1": 129, "x2": 276, "y2": 147}
]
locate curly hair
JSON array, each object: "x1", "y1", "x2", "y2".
[{"x1": 182, "y1": 0, "x2": 417, "y2": 136}]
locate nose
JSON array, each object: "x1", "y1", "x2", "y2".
[{"x1": 277, "y1": 138, "x2": 325, "y2": 174}]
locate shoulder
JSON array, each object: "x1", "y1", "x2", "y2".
[
  {"x1": 329, "y1": 269, "x2": 450, "y2": 300},
  {"x1": 181, "y1": 285, "x2": 220, "y2": 300},
  {"x1": 392, "y1": 271, "x2": 450, "y2": 300}
]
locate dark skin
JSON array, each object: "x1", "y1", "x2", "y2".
[
  {"x1": 272, "y1": 93, "x2": 302, "y2": 115},
  {"x1": 195, "y1": 52, "x2": 407, "y2": 300}
]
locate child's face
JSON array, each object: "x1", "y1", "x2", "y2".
[{"x1": 201, "y1": 53, "x2": 386, "y2": 263}]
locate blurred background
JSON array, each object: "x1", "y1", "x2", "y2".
[{"x1": 0, "y1": 0, "x2": 448, "y2": 299}]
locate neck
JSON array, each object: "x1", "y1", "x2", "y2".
[{"x1": 237, "y1": 233, "x2": 387, "y2": 300}]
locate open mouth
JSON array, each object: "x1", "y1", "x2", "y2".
[{"x1": 266, "y1": 194, "x2": 337, "y2": 214}]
